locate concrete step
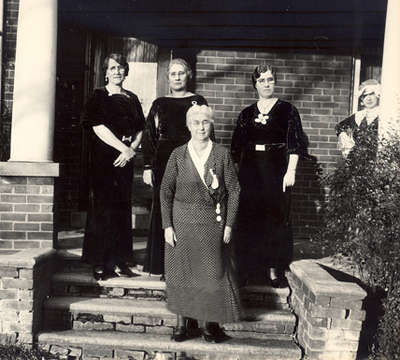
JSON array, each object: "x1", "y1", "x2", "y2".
[
  {"x1": 56, "y1": 245, "x2": 147, "y2": 272},
  {"x1": 51, "y1": 270, "x2": 290, "y2": 308},
  {"x1": 38, "y1": 330, "x2": 302, "y2": 360},
  {"x1": 43, "y1": 296, "x2": 296, "y2": 338},
  {"x1": 56, "y1": 233, "x2": 148, "y2": 251}
]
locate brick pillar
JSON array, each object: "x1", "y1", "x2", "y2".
[
  {"x1": 288, "y1": 260, "x2": 367, "y2": 360},
  {"x1": 9, "y1": 0, "x2": 57, "y2": 162},
  {"x1": 379, "y1": 0, "x2": 400, "y2": 138},
  {"x1": 0, "y1": 162, "x2": 59, "y2": 252},
  {"x1": 0, "y1": 248, "x2": 55, "y2": 344}
]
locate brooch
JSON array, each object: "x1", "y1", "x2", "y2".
[
  {"x1": 209, "y1": 169, "x2": 219, "y2": 190},
  {"x1": 254, "y1": 113, "x2": 269, "y2": 125}
]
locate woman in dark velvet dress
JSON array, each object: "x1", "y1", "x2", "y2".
[
  {"x1": 81, "y1": 53, "x2": 145, "y2": 280},
  {"x1": 142, "y1": 58, "x2": 207, "y2": 276},
  {"x1": 231, "y1": 64, "x2": 306, "y2": 288}
]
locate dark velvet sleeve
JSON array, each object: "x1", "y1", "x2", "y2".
[
  {"x1": 335, "y1": 115, "x2": 355, "y2": 136},
  {"x1": 230, "y1": 110, "x2": 248, "y2": 164},
  {"x1": 130, "y1": 93, "x2": 146, "y2": 133},
  {"x1": 223, "y1": 149, "x2": 241, "y2": 227},
  {"x1": 160, "y1": 148, "x2": 178, "y2": 229},
  {"x1": 141, "y1": 100, "x2": 159, "y2": 170},
  {"x1": 287, "y1": 104, "x2": 307, "y2": 156},
  {"x1": 81, "y1": 89, "x2": 108, "y2": 129}
]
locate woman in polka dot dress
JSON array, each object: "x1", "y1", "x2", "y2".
[{"x1": 160, "y1": 104, "x2": 241, "y2": 343}]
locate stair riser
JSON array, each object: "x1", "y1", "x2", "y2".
[
  {"x1": 51, "y1": 284, "x2": 166, "y2": 301},
  {"x1": 39, "y1": 341, "x2": 296, "y2": 360},
  {"x1": 43, "y1": 309, "x2": 295, "y2": 339}
]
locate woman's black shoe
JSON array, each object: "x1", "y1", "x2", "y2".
[
  {"x1": 102, "y1": 267, "x2": 119, "y2": 280},
  {"x1": 202, "y1": 323, "x2": 230, "y2": 343},
  {"x1": 171, "y1": 326, "x2": 188, "y2": 342},
  {"x1": 117, "y1": 263, "x2": 137, "y2": 277},
  {"x1": 93, "y1": 266, "x2": 105, "y2": 281}
]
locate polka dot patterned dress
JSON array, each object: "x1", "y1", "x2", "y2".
[{"x1": 160, "y1": 143, "x2": 241, "y2": 324}]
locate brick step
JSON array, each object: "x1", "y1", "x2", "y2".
[
  {"x1": 38, "y1": 330, "x2": 302, "y2": 360},
  {"x1": 43, "y1": 296, "x2": 296, "y2": 339},
  {"x1": 51, "y1": 271, "x2": 290, "y2": 308}
]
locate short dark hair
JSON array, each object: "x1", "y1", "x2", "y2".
[
  {"x1": 251, "y1": 64, "x2": 276, "y2": 89},
  {"x1": 103, "y1": 53, "x2": 129, "y2": 77}
]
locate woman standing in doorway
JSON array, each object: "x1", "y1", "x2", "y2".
[
  {"x1": 231, "y1": 64, "x2": 307, "y2": 288},
  {"x1": 142, "y1": 58, "x2": 207, "y2": 277},
  {"x1": 81, "y1": 53, "x2": 145, "y2": 280}
]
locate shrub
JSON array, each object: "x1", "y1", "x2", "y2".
[
  {"x1": 0, "y1": 344, "x2": 61, "y2": 360},
  {"x1": 315, "y1": 130, "x2": 400, "y2": 359}
]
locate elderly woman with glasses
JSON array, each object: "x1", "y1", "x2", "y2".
[
  {"x1": 336, "y1": 79, "x2": 380, "y2": 158},
  {"x1": 231, "y1": 64, "x2": 307, "y2": 288},
  {"x1": 160, "y1": 104, "x2": 241, "y2": 343}
]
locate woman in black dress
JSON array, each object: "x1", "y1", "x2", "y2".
[
  {"x1": 336, "y1": 79, "x2": 380, "y2": 158},
  {"x1": 142, "y1": 58, "x2": 207, "y2": 276},
  {"x1": 231, "y1": 64, "x2": 306, "y2": 288},
  {"x1": 81, "y1": 53, "x2": 145, "y2": 280}
]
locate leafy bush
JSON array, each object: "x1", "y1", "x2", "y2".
[
  {"x1": 315, "y1": 130, "x2": 400, "y2": 359},
  {"x1": 0, "y1": 344, "x2": 61, "y2": 360}
]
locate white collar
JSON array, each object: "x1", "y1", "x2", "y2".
[
  {"x1": 354, "y1": 107, "x2": 379, "y2": 126},
  {"x1": 188, "y1": 140, "x2": 213, "y2": 186}
]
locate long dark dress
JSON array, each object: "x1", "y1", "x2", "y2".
[
  {"x1": 81, "y1": 88, "x2": 145, "y2": 267},
  {"x1": 230, "y1": 100, "x2": 306, "y2": 280},
  {"x1": 160, "y1": 143, "x2": 241, "y2": 323},
  {"x1": 141, "y1": 95, "x2": 207, "y2": 275}
]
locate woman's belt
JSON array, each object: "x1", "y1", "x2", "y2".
[
  {"x1": 247, "y1": 142, "x2": 286, "y2": 152},
  {"x1": 121, "y1": 135, "x2": 133, "y2": 145}
]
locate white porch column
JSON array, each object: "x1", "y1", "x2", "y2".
[
  {"x1": 379, "y1": 0, "x2": 400, "y2": 139},
  {"x1": 9, "y1": 0, "x2": 58, "y2": 162}
]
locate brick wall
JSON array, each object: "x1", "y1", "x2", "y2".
[
  {"x1": 0, "y1": 0, "x2": 355, "y2": 240},
  {"x1": 0, "y1": 0, "x2": 20, "y2": 159},
  {"x1": 0, "y1": 248, "x2": 55, "y2": 344},
  {"x1": 288, "y1": 260, "x2": 367, "y2": 360},
  {"x1": 0, "y1": 175, "x2": 55, "y2": 252},
  {"x1": 194, "y1": 50, "x2": 353, "y2": 240}
]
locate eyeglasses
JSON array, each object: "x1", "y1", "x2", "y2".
[
  {"x1": 169, "y1": 71, "x2": 186, "y2": 77},
  {"x1": 191, "y1": 120, "x2": 212, "y2": 127},
  {"x1": 256, "y1": 77, "x2": 275, "y2": 85}
]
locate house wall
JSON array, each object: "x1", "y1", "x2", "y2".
[
  {"x1": 0, "y1": 0, "x2": 19, "y2": 161},
  {"x1": 194, "y1": 50, "x2": 352, "y2": 239},
  {"x1": 0, "y1": 0, "x2": 356, "y2": 247}
]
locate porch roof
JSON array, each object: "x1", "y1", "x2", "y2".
[{"x1": 59, "y1": 0, "x2": 387, "y2": 53}]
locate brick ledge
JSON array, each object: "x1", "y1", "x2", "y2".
[
  {"x1": 0, "y1": 248, "x2": 56, "y2": 267},
  {"x1": 0, "y1": 161, "x2": 59, "y2": 177},
  {"x1": 290, "y1": 259, "x2": 367, "y2": 299}
]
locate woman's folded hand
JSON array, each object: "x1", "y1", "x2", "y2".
[{"x1": 113, "y1": 147, "x2": 135, "y2": 167}]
